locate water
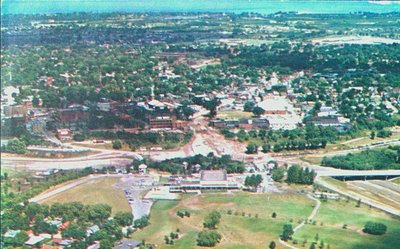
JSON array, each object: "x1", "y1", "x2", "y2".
[{"x1": 2, "y1": 0, "x2": 400, "y2": 15}]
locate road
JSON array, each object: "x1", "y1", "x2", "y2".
[
  {"x1": 115, "y1": 175, "x2": 154, "y2": 221},
  {"x1": 315, "y1": 176, "x2": 400, "y2": 217},
  {"x1": 1, "y1": 107, "x2": 245, "y2": 169}
]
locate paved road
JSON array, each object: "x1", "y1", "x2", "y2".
[
  {"x1": 111, "y1": 175, "x2": 154, "y2": 221},
  {"x1": 315, "y1": 177, "x2": 400, "y2": 217}
]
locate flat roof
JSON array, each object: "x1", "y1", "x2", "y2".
[{"x1": 200, "y1": 170, "x2": 227, "y2": 182}]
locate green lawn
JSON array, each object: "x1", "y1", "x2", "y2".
[
  {"x1": 217, "y1": 110, "x2": 253, "y2": 120},
  {"x1": 40, "y1": 177, "x2": 131, "y2": 214},
  {"x1": 293, "y1": 199, "x2": 400, "y2": 249},
  {"x1": 132, "y1": 192, "x2": 314, "y2": 249},
  {"x1": 132, "y1": 192, "x2": 400, "y2": 249}
]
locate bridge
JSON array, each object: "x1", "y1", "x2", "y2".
[{"x1": 315, "y1": 169, "x2": 400, "y2": 181}]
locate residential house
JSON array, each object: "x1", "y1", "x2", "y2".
[
  {"x1": 86, "y1": 225, "x2": 100, "y2": 237},
  {"x1": 114, "y1": 239, "x2": 141, "y2": 249},
  {"x1": 57, "y1": 128, "x2": 72, "y2": 141}
]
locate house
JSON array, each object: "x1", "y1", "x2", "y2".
[
  {"x1": 251, "y1": 118, "x2": 270, "y2": 129},
  {"x1": 25, "y1": 235, "x2": 45, "y2": 246},
  {"x1": 209, "y1": 119, "x2": 227, "y2": 128},
  {"x1": 4, "y1": 229, "x2": 20, "y2": 238},
  {"x1": 86, "y1": 225, "x2": 100, "y2": 237},
  {"x1": 60, "y1": 221, "x2": 71, "y2": 230},
  {"x1": 138, "y1": 164, "x2": 148, "y2": 174},
  {"x1": 86, "y1": 241, "x2": 100, "y2": 249},
  {"x1": 305, "y1": 116, "x2": 343, "y2": 127},
  {"x1": 225, "y1": 119, "x2": 240, "y2": 128},
  {"x1": 57, "y1": 128, "x2": 72, "y2": 141},
  {"x1": 245, "y1": 163, "x2": 257, "y2": 173},
  {"x1": 42, "y1": 245, "x2": 58, "y2": 249},
  {"x1": 114, "y1": 239, "x2": 141, "y2": 249},
  {"x1": 47, "y1": 219, "x2": 62, "y2": 228},
  {"x1": 58, "y1": 239, "x2": 73, "y2": 246},
  {"x1": 97, "y1": 100, "x2": 118, "y2": 112}
]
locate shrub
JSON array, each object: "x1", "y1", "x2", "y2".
[
  {"x1": 73, "y1": 133, "x2": 85, "y2": 141},
  {"x1": 203, "y1": 211, "x2": 221, "y2": 229},
  {"x1": 363, "y1": 222, "x2": 387, "y2": 235},
  {"x1": 197, "y1": 230, "x2": 222, "y2": 247},
  {"x1": 134, "y1": 216, "x2": 149, "y2": 229},
  {"x1": 112, "y1": 140, "x2": 122, "y2": 149},
  {"x1": 177, "y1": 210, "x2": 190, "y2": 218}
]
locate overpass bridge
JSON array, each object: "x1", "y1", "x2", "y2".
[{"x1": 317, "y1": 170, "x2": 400, "y2": 181}]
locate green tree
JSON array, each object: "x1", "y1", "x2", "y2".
[
  {"x1": 272, "y1": 167, "x2": 285, "y2": 182},
  {"x1": 262, "y1": 144, "x2": 271, "y2": 153},
  {"x1": 73, "y1": 133, "x2": 86, "y2": 141},
  {"x1": 243, "y1": 101, "x2": 255, "y2": 112},
  {"x1": 252, "y1": 106, "x2": 265, "y2": 117},
  {"x1": 246, "y1": 143, "x2": 258, "y2": 154},
  {"x1": 112, "y1": 140, "x2": 122, "y2": 149},
  {"x1": 62, "y1": 224, "x2": 85, "y2": 240},
  {"x1": 5, "y1": 139, "x2": 26, "y2": 154},
  {"x1": 370, "y1": 131, "x2": 375, "y2": 140},
  {"x1": 244, "y1": 174, "x2": 263, "y2": 190},
  {"x1": 203, "y1": 211, "x2": 221, "y2": 229},
  {"x1": 196, "y1": 230, "x2": 222, "y2": 247},
  {"x1": 113, "y1": 212, "x2": 133, "y2": 226},
  {"x1": 134, "y1": 216, "x2": 149, "y2": 229},
  {"x1": 363, "y1": 221, "x2": 387, "y2": 235},
  {"x1": 286, "y1": 164, "x2": 301, "y2": 184},
  {"x1": 281, "y1": 224, "x2": 294, "y2": 241}
]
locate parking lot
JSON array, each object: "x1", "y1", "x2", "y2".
[{"x1": 114, "y1": 175, "x2": 155, "y2": 221}]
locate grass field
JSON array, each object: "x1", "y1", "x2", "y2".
[
  {"x1": 392, "y1": 178, "x2": 400, "y2": 185},
  {"x1": 39, "y1": 177, "x2": 131, "y2": 214},
  {"x1": 132, "y1": 192, "x2": 400, "y2": 249},
  {"x1": 217, "y1": 110, "x2": 253, "y2": 120},
  {"x1": 133, "y1": 192, "x2": 313, "y2": 249},
  {"x1": 293, "y1": 199, "x2": 400, "y2": 249}
]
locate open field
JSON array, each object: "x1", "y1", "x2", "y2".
[
  {"x1": 133, "y1": 192, "x2": 314, "y2": 249},
  {"x1": 132, "y1": 192, "x2": 399, "y2": 249},
  {"x1": 217, "y1": 110, "x2": 253, "y2": 120},
  {"x1": 0, "y1": 168, "x2": 34, "y2": 192},
  {"x1": 39, "y1": 177, "x2": 131, "y2": 214},
  {"x1": 294, "y1": 198, "x2": 400, "y2": 249}
]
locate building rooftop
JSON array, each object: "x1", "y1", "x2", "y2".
[
  {"x1": 200, "y1": 170, "x2": 227, "y2": 182},
  {"x1": 114, "y1": 239, "x2": 141, "y2": 249}
]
